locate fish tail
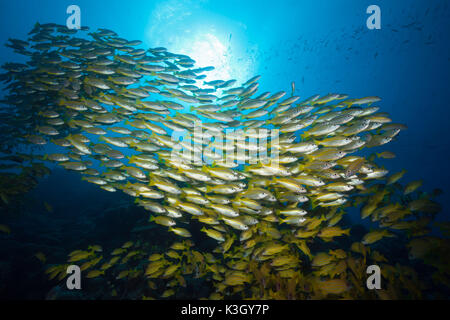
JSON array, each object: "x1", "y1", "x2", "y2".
[
  {"x1": 387, "y1": 231, "x2": 396, "y2": 238},
  {"x1": 300, "y1": 132, "x2": 310, "y2": 141}
]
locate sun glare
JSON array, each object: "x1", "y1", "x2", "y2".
[{"x1": 187, "y1": 33, "x2": 230, "y2": 81}]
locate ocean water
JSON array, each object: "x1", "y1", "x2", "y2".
[{"x1": 0, "y1": 0, "x2": 449, "y2": 300}]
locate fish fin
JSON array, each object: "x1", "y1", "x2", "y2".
[
  {"x1": 386, "y1": 231, "x2": 396, "y2": 238},
  {"x1": 201, "y1": 165, "x2": 209, "y2": 173},
  {"x1": 310, "y1": 199, "x2": 318, "y2": 209},
  {"x1": 300, "y1": 132, "x2": 310, "y2": 141},
  {"x1": 287, "y1": 202, "x2": 299, "y2": 208}
]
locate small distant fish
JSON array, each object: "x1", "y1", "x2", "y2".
[
  {"x1": 43, "y1": 201, "x2": 53, "y2": 213},
  {"x1": 34, "y1": 252, "x2": 46, "y2": 263},
  {"x1": 0, "y1": 225, "x2": 11, "y2": 235}
]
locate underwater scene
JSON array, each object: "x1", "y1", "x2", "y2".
[{"x1": 0, "y1": 0, "x2": 449, "y2": 301}]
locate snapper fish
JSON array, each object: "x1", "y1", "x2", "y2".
[{"x1": 1, "y1": 22, "x2": 447, "y2": 302}]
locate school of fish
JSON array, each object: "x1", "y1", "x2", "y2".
[{"x1": 0, "y1": 23, "x2": 449, "y2": 300}]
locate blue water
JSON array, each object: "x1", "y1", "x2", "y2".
[
  {"x1": 0, "y1": 0, "x2": 449, "y2": 299},
  {"x1": 1, "y1": 0, "x2": 448, "y2": 213}
]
